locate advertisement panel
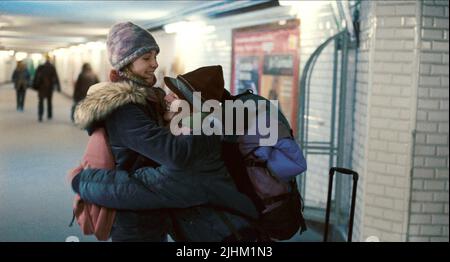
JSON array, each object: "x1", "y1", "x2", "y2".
[{"x1": 231, "y1": 19, "x2": 300, "y2": 129}]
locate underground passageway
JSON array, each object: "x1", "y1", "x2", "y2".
[
  {"x1": 0, "y1": 0, "x2": 448, "y2": 244},
  {"x1": 0, "y1": 83, "x2": 94, "y2": 241}
]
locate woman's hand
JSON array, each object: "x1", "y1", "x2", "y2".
[{"x1": 67, "y1": 164, "x2": 83, "y2": 185}]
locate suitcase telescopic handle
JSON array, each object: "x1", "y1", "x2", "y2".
[
  {"x1": 324, "y1": 167, "x2": 359, "y2": 242},
  {"x1": 330, "y1": 167, "x2": 359, "y2": 180}
]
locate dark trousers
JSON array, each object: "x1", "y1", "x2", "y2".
[
  {"x1": 16, "y1": 89, "x2": 26, "y2": 110},
  {"x1": 38, "y1": 94, "x2": 53, "y2": 121}
]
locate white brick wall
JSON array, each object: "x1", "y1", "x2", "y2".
[
  {"x1": 354, "y1": 0, "x2": 421, "y2": 242},
  {"x1": 408, "y1": 0, "x2": 449, "y2": 242},
  {"x1": 354, "y1": 0, "x2": 449, "y2": 242},
  {"x1": 0, "y1": 54, "x2": 15, "y2": 84},
  {"x1": 352, "y1": 0, "x2": 375, "y2": 241}
]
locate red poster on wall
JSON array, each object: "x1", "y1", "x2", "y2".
[{"x1": 231, "y1": 19, "x2": 300, "y2": 131}]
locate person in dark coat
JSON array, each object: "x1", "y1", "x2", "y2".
[
  {"x1": 33, "y1": 55, "x2": 61, "y2": 122},
  {"x1": 71, "y1": 22, "x2": 258, "y2": 242},
  {"x1": 71, "y1": 63, "x2": 99, "y2": 122},
  {"x1": 72, "y1": 66, "x2": 259, "y2": 242},
  {"x1": 11, "y1": 60, "x2": 30, "y2": 111}
]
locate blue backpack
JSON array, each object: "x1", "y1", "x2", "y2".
[{"x1": 221, "y1": 90, "x2": 307, "y2": 240}]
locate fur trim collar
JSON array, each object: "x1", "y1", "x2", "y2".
[{"x1": 74, "y1": 81, "x2": 149, "y2": 129}]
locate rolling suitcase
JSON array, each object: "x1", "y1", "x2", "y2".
[{"x1": 323, "y1": 167, "x2": 359, "y2": 242}]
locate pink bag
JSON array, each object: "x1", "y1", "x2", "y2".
[{"x1": 67, "y1": 128, "x2": 116, "y2": 241}]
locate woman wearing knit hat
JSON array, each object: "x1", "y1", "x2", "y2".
[{"x1": 70, "y1": 22, "x2": 259, "y2": 242}]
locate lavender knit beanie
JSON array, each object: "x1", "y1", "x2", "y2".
[{"x1": 106, "y1": 22, "x2": 160, "y2": 70}]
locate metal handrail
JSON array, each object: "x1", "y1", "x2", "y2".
[{"x1": 298, "y1": 30, "x2": 347, "y2": 147}]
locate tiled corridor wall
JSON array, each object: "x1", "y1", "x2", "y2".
[
  {"x1": 0, "y1": 53, "x2": 15, "y2": 84},
  {"x1": 358, "y1": 0, "x2": 421, "y2": 242},
  {"x1": 53, "y1": 46, "x2": 110, "y2": 95},
  {"x1": 352, "y1": 0, "x2": 374, "y2": 242},
  {"x1": 354, "y1": 0, "x2": 449, "y2": 242},
  {"x1": 408, "y1": 0, "x2": 449, "y2": 242}
]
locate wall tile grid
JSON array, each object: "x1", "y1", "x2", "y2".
[
  {"x1": 408, "y1": 0, "x2": 449, "y2": 242},
  {"x1": 357, "y1": 0, "x2": 419, "y2": 242}
]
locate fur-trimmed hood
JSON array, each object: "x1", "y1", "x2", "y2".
[{"x1": 74, "y1": 81, "x2": 149, "y2": 129}]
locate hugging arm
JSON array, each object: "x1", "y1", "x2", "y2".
[
  {"x1": 72, "y1": 167, "x2": 207, "y2": 210},
  {"x1": 106, "y1": 104, "x2": 204, "y2": 169},
  {"x1": 72, "y1": 104, "x2": 209, "y2": 209}
]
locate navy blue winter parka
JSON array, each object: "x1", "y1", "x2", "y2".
[{"x1": 73, "y1": 81, "x2": 258, "y2": 241}]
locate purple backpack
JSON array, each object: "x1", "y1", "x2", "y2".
[{"x1": 222, "y1": 91, "x2": 307, "y2": 240}]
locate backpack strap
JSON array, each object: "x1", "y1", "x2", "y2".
[
  {"x1": 290, "y1": 180, "x2": 307, "y2": 234},
  {"x1": 242, "y1": 146, "x2": 262, "y2": 159},
  {"x1": 244, "y1": 158, "x2": 267, "y2": 168},
  {"x1": 262, "y1": 193, "x2": 293, "y2": 206},
  {"x1": 262, "y1": 181, "x2": 308, "y2": 235},
  {"x1": 221, "y1": 142, "x2": 266, "y2": 212},
  {"x1": 298, "y1": 193, "x2": 307, "y2": 234}
]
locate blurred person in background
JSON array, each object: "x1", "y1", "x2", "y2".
[
  {"x1": 11, "y1": 60, "x2": 30, "y2": 111},
  {"x1": 71, "y1": 63, "x2": 99, "y2": 122},
  {"x1": 33, "y1": 55, "x2": 61, "y2": 122}
]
